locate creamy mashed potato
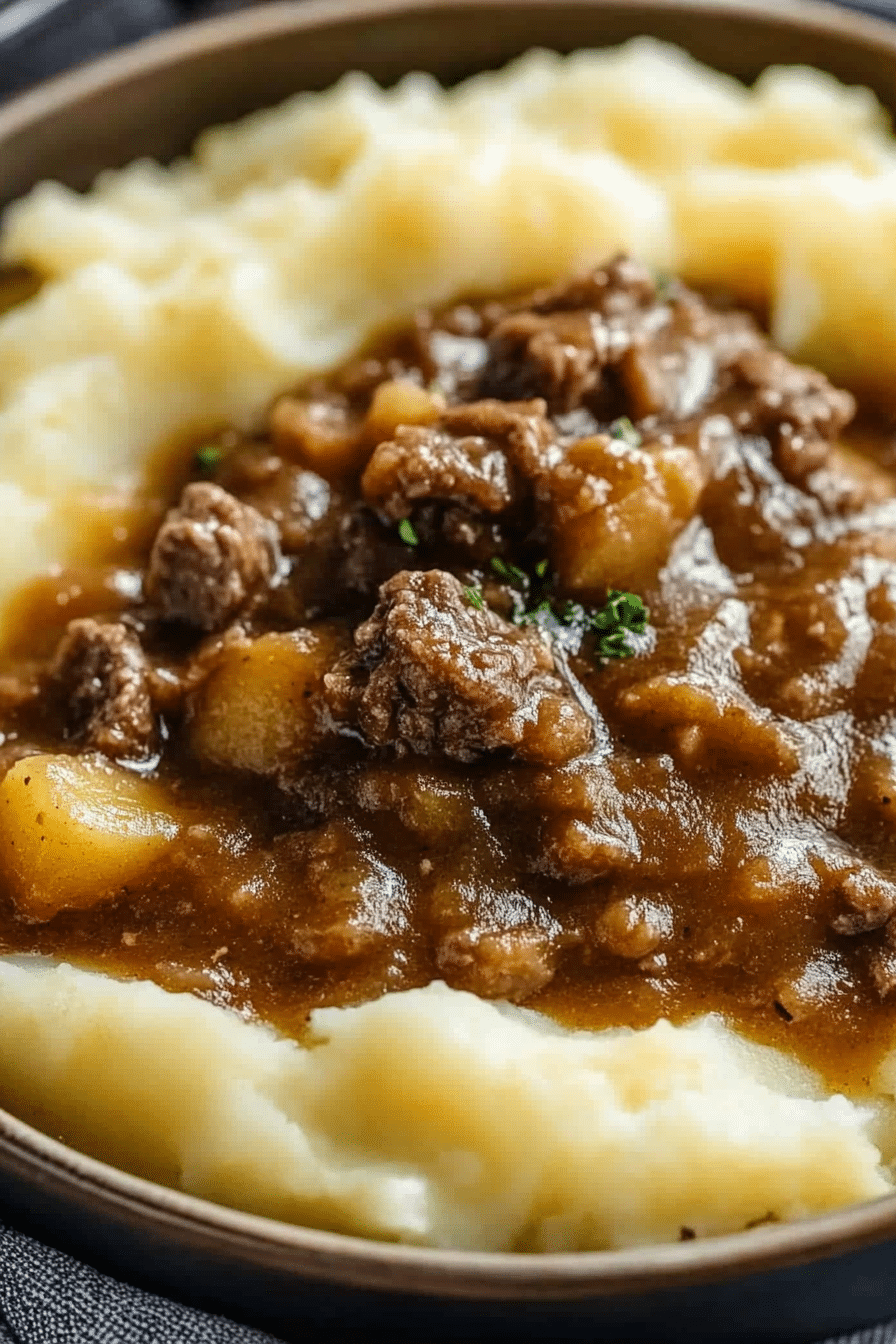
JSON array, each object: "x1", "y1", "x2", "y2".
[
  {"x1": 0, "y1": 963, "x2": 889, "y2": 1250},
  {"x1": 2, "y1": 39, "x2": 896, "y2": 1249}
]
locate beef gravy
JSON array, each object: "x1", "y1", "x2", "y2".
[{"x1": 1, "y1": 256, "x2": 895, "y2": 1094}]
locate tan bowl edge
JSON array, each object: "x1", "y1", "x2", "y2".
[{"x1": 0, "y1": 0, "x2": 894, "y2": 151}]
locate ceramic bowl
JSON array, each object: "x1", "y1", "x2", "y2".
[{"x1": 2, "y1": 3, "x2": 896, "y2": 1340}]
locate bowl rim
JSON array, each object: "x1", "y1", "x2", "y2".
[
  {"x1": 0, "y1": 0, "x2": 893, "y2": 145},
  {"x1": 3, "y1": 0, "x2": 896, "y2": 1302}
]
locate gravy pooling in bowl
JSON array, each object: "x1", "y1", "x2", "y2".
[{"x1": 1, "y1": 256, "x2": 895, "y2": 1097}]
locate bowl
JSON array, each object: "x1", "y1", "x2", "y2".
[{"x1": 2, "y1": 2, "x2": 896, "y2": 1340}]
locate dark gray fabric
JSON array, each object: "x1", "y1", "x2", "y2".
[
  {"x1": 0, "y1": 1221, "x2": 282, "y2": 1343},
  {"x1": 2, "y1": 0, "x2": 896, "y2": 1339}
]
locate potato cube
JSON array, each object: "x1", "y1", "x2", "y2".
[
  {"x1": 189, "y1": 627, "x2": 343, "y2": 775},
  {"x1": 551, "y1": 436, "x2": 702, "y2": 595},
  {"x1": 363, "y1": 379, "x2": 444, "y2": 444},
  {"x1": 0, "y1": 754, "x2": 180, "y2": 920},
  {"x1": 269, "y1": 394, "x2": 364, "y2": 476}
]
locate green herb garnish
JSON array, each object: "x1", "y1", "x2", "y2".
[
  {"x1": 653, "y1": 270, "x2": 676, "y2": 303},
  {"x1": 398, "y1": 518, "x2": 419, "y2": 547},
  {"x1": 609, "y1": 417, "x2": 642, "y2": 449},
  {"x1": 517, "y1": 599, "x2": 553, "y2": 626},
  {"x1": 590, "y1": 589, "x2": 649, "y2": 659},
  {"x1": 194, "y1": 444, "x2": 223, "y2": 473},
  {"x1": 477, "y1": 552, "x2": 648, "y2": 659},
  {"x1": 490, "y1": 556, "x2": 528, "y2": 585}
]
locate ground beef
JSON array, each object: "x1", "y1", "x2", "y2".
[
  {"x1": 52, "y1": 618, "x2": 155, "y2": 759},
  {"x1": 361, "y1": 399, "x2": 556, "y2": 521},
  {"x1": 145, "y1": 482, "x2": 281, "y2": 631},
  {"x1": 324, "y1": 569, "x2": 593, "y2": 764}
]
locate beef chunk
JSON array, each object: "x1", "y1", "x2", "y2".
[
  {"x1": 435, "y1": 926, "x2": 557, "y2": 1001},
  {"x1": 530, "y1": 257, "x2": 658, "y2": 317},
  {"x1": 145, "y1": 482, "x2": 281, "y2": 631},
  {"x1": 731, "y1": 347, "x2": 855, "y2": 483},
  {"x1": 479, "y1": 257, "x2": 656, "y2": 412},
  {"x1": 361, "y1": 399, "x2": 556, "y2": 521},
  {"x1": 481, "y1": 308, "x2": 609, "y2": 413},
  {"x1": 475, "y1": 256, "x2": 855, "y2": 480},
  {"x1": 325, "y1": 569, "x2": 593, "y2": 764},
  {"x1": 831, "y1": 869, "x2": 896, "y2": 935},
  {"x1": 53, "y1": 618, "x2": 155, "y2": 759}
]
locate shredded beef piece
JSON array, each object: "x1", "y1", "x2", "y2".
[
  {"x1": 478, "y1": 256, "x2": 657, "y2": 412},
  {"x1": 145, "y1": 482, "x2": 281, "y2": 631},
  {"x1": 480, "y1": 309, "x2": 608, "y2": 413},
  {"x1": 52, "y1": 618, "x2": 155, "y2": 759},
  {"x1": 731, "y1": 347, "x2": 855, "y2": 483},
  {"x1": 361, "y1": 399, "x2": 555, "y2": 521},
  {"x1": 324, "y1": 569, "x2": 593, "y2": 764}
]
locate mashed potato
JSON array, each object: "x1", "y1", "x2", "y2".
[
  {"x1": 2, "y1": 39, "x2": 896, "y2": 1249},
  {"x1": 0, "y1": 963, "x2": 889, "y2": 1250}
]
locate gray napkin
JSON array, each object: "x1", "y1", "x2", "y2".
[
  {"x1": 0, "y1": 1221, "x2": 283, "y2": 1343},
  {"x1": 1, "y1": 0, "x2": 896, "y2": 1340}
]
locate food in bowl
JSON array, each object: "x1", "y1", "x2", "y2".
[{"x1": 1, "y1": 38, "x2": 896, "y2": 1253}]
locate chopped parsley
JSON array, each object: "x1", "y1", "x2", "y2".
[
  {"x1": 398, "y1": 518, "x2": 419, "y2": 547},
  {"x1": 653, "y1": 270, "x2": 677, "y2": 303},
  {"x1": 471, "y1": 550, "x2": 649, "y2": 660},
  {"x1": 517, "y1": 599, "x2": 554, "y2": 626},
  {"x1": 490, "y1": 556, "x2": 528, "y2": 585},
  {"x1": 517, "y1": 587, "x2": 649, "y2": 660},
  {"x1": 609, "y1": 416, "x2": 642, "y2": 449},
  {"x1": 194, "y1": 444, "x2": 223, "y2": 473},
  {"x1": 590, "y1": 589, "x2": 649, "y2": 659}
]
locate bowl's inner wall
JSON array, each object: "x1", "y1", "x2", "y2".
[{"x1": 1, "y1": 0, "x2": 895, "y2": 204}]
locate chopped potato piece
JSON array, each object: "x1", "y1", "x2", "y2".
[
  {"x1": 852, "y1": 752, "x2": 896, "y2": 826},
  {"x1": 189, "y1": 627, "x2": 344, "y2": 774},
  {"x1": 0, "y1": 754, "x2": 180, "y2": 920},
  {"x1": 269, "y1": 395, "x2": 364, "y2": 476},
  {"x1": 363, "y1": 379, "x2": 445, "y2": 444},
  {"x1": 617, "y1": 675, "x2": 799, "y2": 776},
  {"x1": 550, "y1": 436, "x2": 703, "y2": 595}
]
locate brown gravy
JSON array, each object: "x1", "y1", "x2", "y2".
[{"x1": 1, "y1": 256, "x2": 895, "y2": 1096}]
